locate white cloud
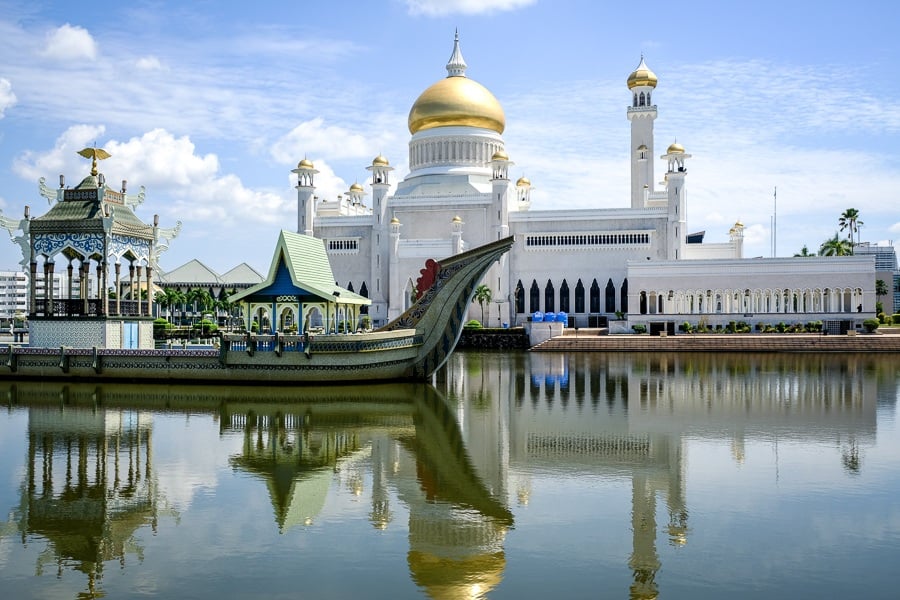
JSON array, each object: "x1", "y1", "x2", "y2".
[
  {"x1": 0, "y1": 78, "x2": 16, "y2": 118},
  {"x1": 406, "y1": 0, "x2": 536, "y2": 16},
  {"x1": 40, "y1": 23, "x2": 97, "y2": 61},
  {"x1": 271, "y1": 118, "x2": 377, "y2": 164},
  {"x1": 135, "y1": 55, "x2": 165, "y2": 71},
  {"x1": 12, "y1": 124, "x2": 106, "y2": 181}
]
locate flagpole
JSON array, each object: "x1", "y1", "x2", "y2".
[{"x1": 773, "y1": 186, "x2": 777, "y2": 257}]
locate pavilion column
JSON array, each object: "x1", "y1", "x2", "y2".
[
  {"x1": 29, "y1": 260, "x2": 37, "y2": 316},
  {"x1": 95, "y1": 263, "x2": 103, "y2": 314},
  {"x1": 146, "y1": 266, "x2": 153, "y2": 317},
  {"x1": 136, "y1": 266, "x2": 144, "y2": 316},
  {"x1": 101, "y1": 260, "x2": 109, "y2": 317},
  {"x1": 81, "y1": 263, "x2": 90, "y2": 315},
  {"x1": 115, "y1": 262, "x2": 121, "y2": 316},
  {"x1": 129, "y1": 264, "x2": 135, "y2": 315},
  {"x1": 45, "y1": 261, "x2": 55, "y2": 315},
  {"x1": 67, "y1": 262, "x2": 74, "y2": 305}
]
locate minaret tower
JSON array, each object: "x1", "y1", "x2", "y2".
[
  {"x1": 490, "y1": 150, "x2": 513, "y2": 326},
  {"x1": 292, "y1": 158, "x2": 319, "y2": 236},
  {"x1": 662, "y1": 141, "x2": 691, "y2": 260},
  {"x1": 367, "y1": 154, "x2": 394, "y2": 320},
  {"x1": 627, "y1": 57, "x2": 658, "y2": 209}
]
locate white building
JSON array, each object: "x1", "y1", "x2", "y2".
[{"x1": 295, "y1": 34, "x2": 875, "y2": 332}]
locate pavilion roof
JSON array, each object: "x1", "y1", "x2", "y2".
[{"x1": 230, "y1": 230, "x2": 369, "y2": 306}]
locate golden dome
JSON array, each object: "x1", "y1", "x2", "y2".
[
  {"x1": 667, "y1": 141, "x2": 685, "y2": 154},
  {"x1": 408, "y1": 76, "x2": 505, "y2": 135},
  {"x1": 491, "y1": 149, "x2": 509, "y2": 161},
  {"x1": 372, "y1": 154, "x2": 389, "y2": 167},
  {"x1": 637, "y1": 144, "x2": 648, "y2": 151},
  {"x1": 390, "y1": 216, "x2": 400, "y2": 225},
  {"x1": 349, "y1": 182, "x2": 364, "y2": 193},
  {"x1": 409, "y1": 32, "x2": 504, "y2": 135},
  {"x1": 627, "y1": 57, "x2": 658, "y2": 89},
  {"x1": 516, "y1": 176, "x2": 531, "y2": 187},
  {"x1": 451, "y1": 215, "x2": 462, "y2": 223},
  {"x1": 297, "y1": 158, "x2": 315, "y2": 169}
]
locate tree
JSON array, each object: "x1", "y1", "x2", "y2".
[
  {"x1": 876, "y1": 279, "x2": 889, "y2": 301},
  {"x1": 819, "y1": 233, "x2": 853, "y2": 257},
  {"x1": 794, "y1": 245, "x2": 815, "y2": 257},
  {"x1": 473, "y1": 284, "x2": 492, "y2": 325},
  {"x1": 838, "y1": 208, "x2": 863, "y2": 251}
]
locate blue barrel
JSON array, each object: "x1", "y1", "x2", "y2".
[
  {"x1": 556, "y1": 311, "x2": 568, "y2": 323},
  {"x1": 532, "y1": 311, "x2": 544, "y2": 322}
]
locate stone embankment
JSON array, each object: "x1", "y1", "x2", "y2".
[{"x1": 532, "y1": 330, "x2": 900, "y2": 352}]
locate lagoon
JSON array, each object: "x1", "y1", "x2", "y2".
[{"x1": 1, "y1": 351, "x2": 898, "y2": 599}]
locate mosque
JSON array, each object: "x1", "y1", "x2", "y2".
[{"x1": 295, "y1": 33, "x2": 875, "y2": 333}]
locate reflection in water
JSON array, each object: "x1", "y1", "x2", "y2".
[
  {"x1": 1, "y1": 381, "x2": 513, "y2": 599},
  {"x1": 0, "y1": 351, "x2": 896, "y2": 599},
  {"x1": 436, "y1": 351, "x2": 893, "y2": 599}
]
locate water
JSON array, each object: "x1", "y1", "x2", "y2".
[{"x1": 1, "y1": 351, "x2": 898, "y2": 599}]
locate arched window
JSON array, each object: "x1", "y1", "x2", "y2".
[
  {"x1": 605, "y1": 278, "x2": 616, "y2": 313},
  {"x1": 574, "y1": 279, "x2": 585, "y2": 313},
  {"x1": 529, "y1": 280, "x2": 540, "y2": 313},
  {"x1": 560, "y1": 279, "x2": 570, "y2": 313},
  {"x1": 515, "y1": 280, "x2": 525, "y2": 314},
  {"x1": 544, "y1": 280, "x2": 555, "y2": 313},
  {"x1": 640, "y1": 291, "x2": 648, "y2": 315},
  {"x1": 639, "y1": 92, "x2": 646, "y2": 106},
  {"x1": 590, "y1": 279, "x2": 601, "y2": 313},
  {"x1": 346, "y1": 281, "x2": 354, "y2": 293},
  {"x1": 620, "y1": 279, "x2": 629, "y2": 313}
]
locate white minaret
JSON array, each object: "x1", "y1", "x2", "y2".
[
  {"x1": 292, "y1": 158, "x2": 319, "y2": 236},
  {"x1": 490, "y1": 150, "x2": 513, "y2": 326},
  {"x1": 367, "y1": 155, "x2": 394, "y2": 323},
  {"x1": 627, "y1": 57, "x2": 658, "y2": 209},
  {"x1": 388, "y1": 216, "x2": 402, "y2": 321},
  {"x1": 662, "y1": 141, "x2": 691, "y2": 260}
]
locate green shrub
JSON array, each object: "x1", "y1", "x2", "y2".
[
  {"x1": 892, "y1": 313, "x2": 900, "y2": 324},
  {"x1": 863, "y1": 319, "x2": 880, "y2": 333},
  {"x1": 805, "y1": 321, "x2": 823, "y2": 333},
  {"x1": 631, "y1": 324, "x2": 647, "y2": 334},
  {"x1": 464, "y1": 320, "x2": 483, "y2": 329},
  {"x1": 194, "y1": 319, "x2": 218, "y2": 336}
]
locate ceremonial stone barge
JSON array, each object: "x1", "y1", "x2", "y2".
[{"x1": 1, "y1": 234, "x2": 514, "y2": 383}]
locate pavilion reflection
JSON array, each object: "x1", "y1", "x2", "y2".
[
  {"x1": 437, "y1": 350, "x2": 890, "y2": 600},
  {"x1": 0, "y1": 384, "x2": 159, "y2": 599},
  {"x1": 1, "y1": 380, "x2": 514, "y2": 600}
]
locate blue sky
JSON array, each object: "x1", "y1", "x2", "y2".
[{"x1": 1, "y1": 0, "x2": 898, "y2": 274}]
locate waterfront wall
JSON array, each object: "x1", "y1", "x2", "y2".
[{"x1": 457, "y1": 328, "x2": 529, "y2": 350}]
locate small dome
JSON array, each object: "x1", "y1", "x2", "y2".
[
  {"x1": 451, "y1": 215, "x2": 462, "y2": 223},
  {"x1": 627, "y1": 57, "x2": 658, "y2": 89},
  {"x1": 297, "y1": 158, "x2": 315, "y2": 169},
  {"x1": 390, "y1": 216, "x2": 400, "y2": 225},
  {"x1": 516, "y1": 176, "x2": 531, "y2": 187},
  {"x1": 667, "y1": 141, "x2": 685, "y2": 154},
  {"x1": 491, "y1": 149, "x2": 509, "y2": 161},
  {"x1": 637, "y1": 144, "x2": 648, "y2": 151},
  {"x1": 372, "y1": 154, "x2": 389, "y2": 167},
  {"x1": 349, "y1": 182, "x2": 364, "y2": 193}
]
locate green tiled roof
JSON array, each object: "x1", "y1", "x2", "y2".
[{"x1": 231, "y1": 230, "x2": 369, "y2": 305}]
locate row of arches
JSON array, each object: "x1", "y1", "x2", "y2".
[
  {"x1": 637, "y1": 287, "x2": 867, "y2": 315},
  {"x1": 30, "y1": 251, "x2": 152, "y2": 318},
  {"x1": 514, "y1": 278, "x2": 629, "y2": 315},
  {"x1": 632, "y1": 91, "x2": 652, "y2": 108}
]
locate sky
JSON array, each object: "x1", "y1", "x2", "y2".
[{"x1": 1, "y1": 0, "x2": 898, "y2": 275}]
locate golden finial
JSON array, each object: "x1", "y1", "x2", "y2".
[{"x1": 77, "y1": 145, "x2": 111, "y2": 176}]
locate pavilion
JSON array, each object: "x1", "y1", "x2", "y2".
[{"x1": 229, "y1": 230, "x2": 370, "y2": 335}]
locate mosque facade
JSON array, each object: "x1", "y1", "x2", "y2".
[{"x1": 295, "y1": 34, "x2": 875, "y2": 332}]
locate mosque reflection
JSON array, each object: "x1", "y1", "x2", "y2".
[
  {"x1": 435, "y1": 351, "x2": 889, "y2": 599},
  {"x1": 1, "y1": 351, "x2": 891, "y2": 600}
]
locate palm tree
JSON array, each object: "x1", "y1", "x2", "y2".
[
  {"x1": 876, "y1": 279, "x2": 889, "y2": 305},
  {"x1": 838, "y1": 208, "x2": 863, "y2": 251},
  {"x1": 819, "y1": 233, "x2": 853, "y2": 257},
  {"x1": 473, "y1": 284, "x2": 492, "y2": 325},
  {"x1": 794, "y1": 245, "x2": 815, "y2": 257}
]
